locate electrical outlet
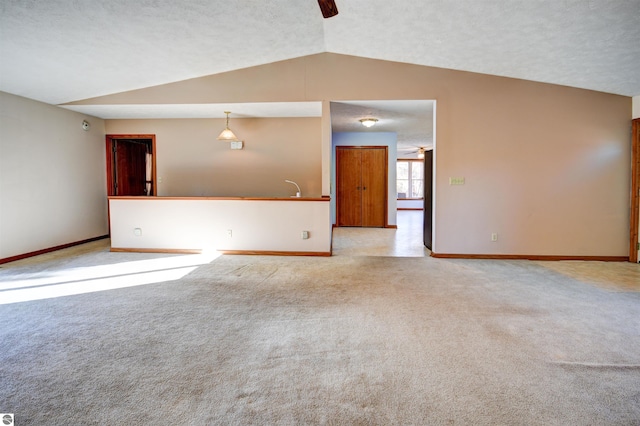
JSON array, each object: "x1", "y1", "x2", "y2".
[
  {"x1": 301, "y1": 231, "x2": 309, "y2": 240},
  {"x1": 226, "y1": 229, "x2": 232, "y2": 237},
  {"x1": 491, "y1": 233, "x2": 498, "y2": 242},
  {"x1": 134, "y1": 228, "x2": 142, "y2": 236}
]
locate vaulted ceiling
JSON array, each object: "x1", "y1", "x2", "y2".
[
  {"x1": 1, "y1": 0, "x2": 638, "y2": 157},
  {"x1": 2, "y1": 0, "x2": 639, "y2": 107}
]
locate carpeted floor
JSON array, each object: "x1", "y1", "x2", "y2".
[{"x1": 1, "y1": 240, "x2": 639, "y2": 425}]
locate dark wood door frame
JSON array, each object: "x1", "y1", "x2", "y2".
[
  {"x1": 423, "y1": 150, "x2": 434, "y2": 250},
  {"x1": 630, "y1": 119, "x2": 640, "y2": 263},
  {"x1": 105, "y1": 134, "x2": 157, "y2": 196}
]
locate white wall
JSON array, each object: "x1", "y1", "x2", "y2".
[
  {"x1": 109, "y1": 198, "x2": 331, "y2": 254},
  {"x1": 331, "y1": 132, "x2": 398, "y2": 226},
  {"x1": 0, "y1": 92, "x2": 108, "y2": 260},
  {"x1": 397, "y1": 199, "x2": 423, "y2": 209},
  {"x1": 633, "y1": 96, "x2": 640, "y2": 119}
]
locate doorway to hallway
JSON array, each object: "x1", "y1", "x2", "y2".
[{"x1": 332, "y1": 210, "x2": 428, "y2": 257}]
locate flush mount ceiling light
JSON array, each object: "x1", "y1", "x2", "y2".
[
  {"x1": 217, "y1": 111, "x2": 239, "y2": 141},
  {"x1": 359, "y1": 118, "x2": 378, "y2": 128}
]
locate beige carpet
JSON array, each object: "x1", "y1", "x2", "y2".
[{"x1": 1, "y1": 240, "x2": 639, "y2": 425}]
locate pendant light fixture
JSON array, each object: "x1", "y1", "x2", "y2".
[
  {"x1": 418, "y1": 148, "x2": 425, "y2": 159},
  {"x1": 359, "y1": 118, "x2": 378, "y2": 128},
  {"x1": 217, "y1": 111, "x2": 239, "y2": 141}
]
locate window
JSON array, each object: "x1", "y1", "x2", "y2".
[{"x1": 397, "y1": 160, "x2": 424, "y2": 199}]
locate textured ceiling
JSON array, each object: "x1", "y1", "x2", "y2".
[
  {"x1": 1, "y1": 0, "x2": 639, "y2": 106},
  {"x1": 330, "y1": 101, "x2": 435, "y2": 154},
  {"x1": 61, "y1": 102, "x2": 323, "y2": 120},
  {"x1": 0, "y1": 0, "x2": 326, "y2": 105},
  {"x1": 323, "y1": 0, "x2": 640, "y2": 97}
]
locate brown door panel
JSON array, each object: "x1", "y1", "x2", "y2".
[
  {"x1": 336, "y1": 147, "x2": 362, "y2": 226},
  {"x1": 114, "y1": 140, "x2": 147, "y2": 196},
  {"x1": 361, "y1": 148, "x2": 386, "y2": 227},
  {"x1": 336, "y1": 146, "x2": 387, "y2": 228}
]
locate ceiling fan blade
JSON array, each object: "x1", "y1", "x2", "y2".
[{"x1": 317, "y1": 0, "x2": 338, "y2": 18}]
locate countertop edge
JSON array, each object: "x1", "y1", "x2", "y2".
[{"x1": 108, "y1": 196, "x2": 331, "y2": 202}]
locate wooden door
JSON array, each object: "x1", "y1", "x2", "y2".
[
  {"x1": 336, "y1": 146, "x2": 387, "y2": 227},
  {"x1": 630, "y1": 118, "x2": 640, "y2": 262},
  {"x1": 337, "y1": 148, "x2": 362, "y2": 226},
  {"x1": 423, "y1": 150, "x2": 433, "y2": 250},
  {"x1": 106, "y1": 136, "x2": 155, "y2": 197},
  {"x1": 114, "y1": 140, "x2": 147, "y2": 196},
  {"x1": 361, "y1": 148, "x2": 387, "y2": 227}
]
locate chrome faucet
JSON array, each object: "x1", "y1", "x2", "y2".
[{"x1": 285, "y1": 180, "x2": 301, "y2": 197}]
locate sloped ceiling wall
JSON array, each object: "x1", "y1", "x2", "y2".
[{"x1": 2, "y1": 0, "x2": 638, "y2": 104}]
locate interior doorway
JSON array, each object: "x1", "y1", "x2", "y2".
[
  {"x1": 329, "y1": 99, "x2": 436, "y2": 253},
  {"x1": 332, "y1": 210, "x2": 427, "y2": 256},
  {"x1": 105, "y1": 135, "x2": 156, "y2": 196}
]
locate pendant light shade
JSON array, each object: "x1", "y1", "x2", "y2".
[{"x1": 217, "y1": 111, "x2": 239, "y2": 141}]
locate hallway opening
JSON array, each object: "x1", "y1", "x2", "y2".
[{"x1": 332, "y1": 210, "x2": 428, "y2": 257}]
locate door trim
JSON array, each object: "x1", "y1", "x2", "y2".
[
  {"x1": 423, "y1": 149, "x2": 434, "y2": 250},
  {"x1": 105, "y1": 134, "x2": 156, "y2": 196},
  {"x1": 630, "y1": 119, "x2": 640, "y2": 263}
]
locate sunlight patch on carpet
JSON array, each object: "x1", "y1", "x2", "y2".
[{"x1": 0, "y1": 252, "x2": 220, "y2": 304}]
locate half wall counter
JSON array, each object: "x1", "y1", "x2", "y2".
[{"x1": 108, "y1": 196, "x2": 332, "y2": 256}]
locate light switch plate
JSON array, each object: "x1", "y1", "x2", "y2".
[
  {"x1": 449, "y1": 177, "x2": 465, "y2": 185},
  {"x1": 230, "y1": 141, "x2": 244, "y2": 150}
]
